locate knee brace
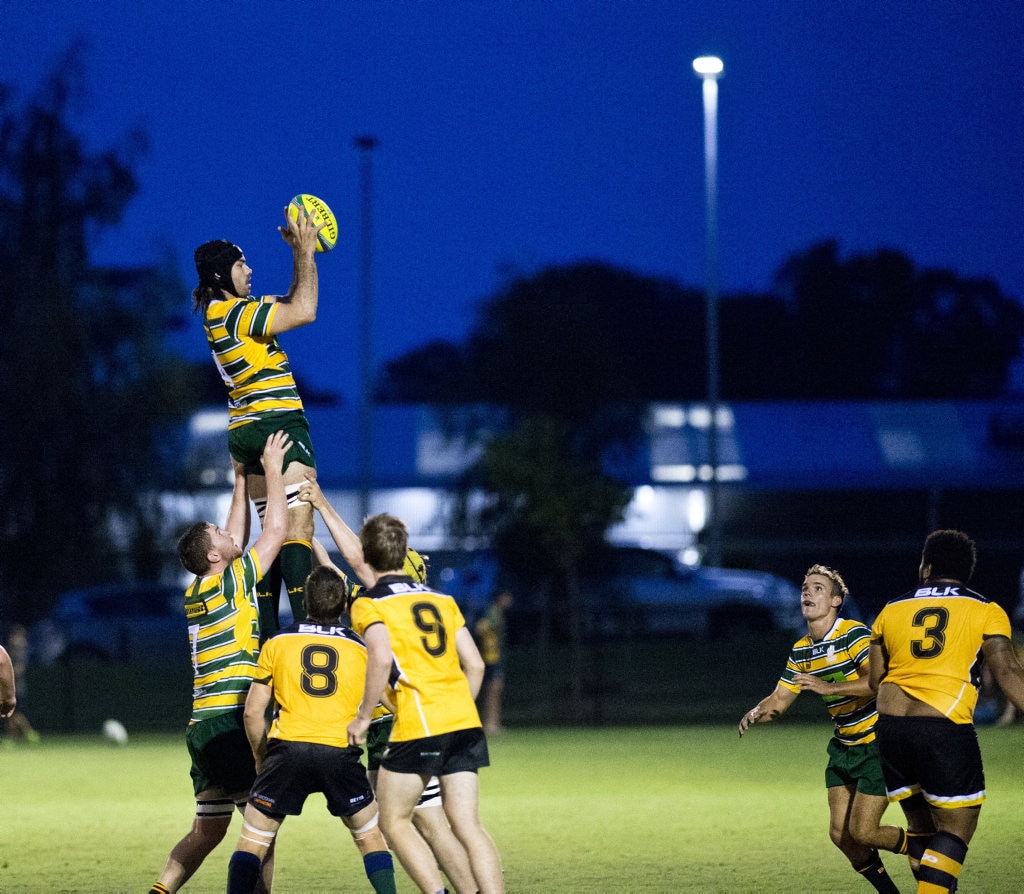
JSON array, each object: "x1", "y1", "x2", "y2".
[
  {"x1": 239, "y1": 818, "x2": 278, "y2": 852},
  {"x1": 197, "y1": 798, "x2": 236, "y2": 822},
  {"x1": 350, "y1": 812, "x2": 380, "y2": 842}
]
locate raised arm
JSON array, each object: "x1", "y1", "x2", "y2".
[
  {"x1": 738, "y1": 684, "x2": 798, "y2": 738},
  {"x1": 299, "y1": 473, "x2": 375, "y2": 586},
  {"x1": 223, "y1": 455, "x2": 251, "y2": 549},
  {"x1": 250, "y1": 431, "x2": 291, "y2": 571},
  {"x1": 268, "y1": 205, "x2": 321, "y2": 333}
]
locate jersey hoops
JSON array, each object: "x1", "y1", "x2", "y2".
[
  {"x1": 204, "y1": 295, "x2": 303, "y2": 429},
  {"x1": 779, "y1": 617, "x2": 878, "y2": 746}
]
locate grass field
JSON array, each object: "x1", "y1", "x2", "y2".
[{"x1": 3, "y1": 724, "x2": 1024, "y2": 892}]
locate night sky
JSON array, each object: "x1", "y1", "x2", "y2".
[{"x1": 5, "y1": 0, "x2": 1022, "y2": 405}]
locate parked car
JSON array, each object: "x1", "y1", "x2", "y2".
[
  {"x1": 30, "y1": 581, "x2": 186, "y2": 665},
  {"x1": 422, "y1": 544, "x2": 805, "y2": 640},
  {"x1": 580, "y1": 546, "x2": 804, "y2": 638}
]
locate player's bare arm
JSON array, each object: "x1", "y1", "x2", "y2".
[
  {"x1": 299, "y1": 472, "x2": 375, "y2": 586},
  {"x1": 268, "y1": 205, "x2": 320, "y2": 333},
  {"x1": 348, "y1": 622, "x2": 392, "y2": 747},
  {"x1": 455, "y1": 626, "x2": 486, "y2": 700},
  {"x1": 983, "y1": 634, "x2": 1024, "y2": 711},
  {"x1": 793, "y1": 669, "x2": 873, "y2": 698},
  {"x1": 310, "y1": 537, "x2": 341, "y2": 573},
  {"x1": 223, "y1": 454, "x2": 252, "y2": 550},
  {"x1": 867, "y1": 641, "x2": 887, "y2": 694},
  {"x1": 242, "y1": 680, "x2": 274, "y2": 771},
  {"x1": 738, "y1": 685, "x2": 798, "y2": 737},
  {"x1": 251, "y1": 431, "x2": 291, "y2": 570}
]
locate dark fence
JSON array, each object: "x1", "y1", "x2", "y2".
[{"x1": 22, "y1": 632, "x2": 828, "y2": 733}]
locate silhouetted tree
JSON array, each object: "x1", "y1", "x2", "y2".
[
  {"x1": 774, "y1": 240, "x2": 1024, "y2": 397},
  {"x1": 0, "y1": 46, "x2": 198, "y2": 620}
]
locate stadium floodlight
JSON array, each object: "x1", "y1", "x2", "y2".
[{"x1": 692, "y1": 54, "x2": 723, "y2": 566}]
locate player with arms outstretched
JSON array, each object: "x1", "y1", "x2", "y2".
[
  {"x1": 150, "y1": 431, "x2": 291, "y2": 894},
  {"x1": 740, "y1": 565, "x2": 909, "y2": 893},
  {"x1": 192, "y1": 203, "x2": 324, "y2": 637}
]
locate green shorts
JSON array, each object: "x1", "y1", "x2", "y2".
[
  {"x1": 228, "y1": 411, "x2": 316, "y2": 476},
  {"x1": 366, "y1": 715, "x2": 394, "y2": 772},
  {"x1": 185, "y1": 709, "x2": 257, "y2": 797},
  {"x1": 825, "y1": 737, "x2": 887, "y2": 796}
]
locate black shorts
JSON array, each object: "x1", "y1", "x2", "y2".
[
  {"x1": 482, "y1": 661, "x2": 504, "y2": 684},
  {"x1": 382, "y1": 727, "x2": 490, "y2": 777},
  {"x1": 248, "y1": 739, "x2": 376, "y2": 819},
  {"x1": 875, "y1": 714, "x2": 986, "y2": 809}
]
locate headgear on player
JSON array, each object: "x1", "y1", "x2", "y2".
[{"x1": 194, "y1": 239, "x2": 244, "y2": 297}]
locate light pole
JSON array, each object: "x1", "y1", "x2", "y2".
[
  {"x1": 693, "y1": 55, "x2": 723, "y2": 566},
  {"x1": 354, "y1": 135, "x2": 378, "y2": 524}
]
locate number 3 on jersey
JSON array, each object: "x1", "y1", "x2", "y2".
[{"x1": 911, "y1": 606, "x2": 949, "y2": 658}]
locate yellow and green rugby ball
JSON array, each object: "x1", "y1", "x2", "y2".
[{"x1": 287, "y1": 193, "x2": 338, "y2": 252}]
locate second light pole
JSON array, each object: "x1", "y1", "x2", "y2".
[
  {"x1": 354, "y1": 135, "x2": 378, "y2": 524},
  {"x1": 693, "y1": 55, "x2": 723, "y2": 567}
]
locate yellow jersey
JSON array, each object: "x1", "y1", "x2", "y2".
[
  {"x1": 255, "y1": 622, "x2": 369, "y2": 749},
  {"x1": 350, "y1": 576, "x2": 481, "y2": 742},
  {"x1": 871, "y1": 583, "x2": 1011, "y2": 724}
]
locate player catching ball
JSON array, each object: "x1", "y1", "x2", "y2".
[{"x1": 192, "y1": 202, "x2": 326, "y2": 638}]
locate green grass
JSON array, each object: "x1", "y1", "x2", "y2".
[{"x1": 2, "y1": 724, "x2": 1023, "y2": 892}]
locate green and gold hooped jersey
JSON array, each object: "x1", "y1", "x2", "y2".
[
  {"x1": 780, "y1": 618, "x2": 877, "y2": 746},
  {"x1": 204, "y1": 295, "x2": 303, "y2": 429},
  {"x1": 185, "y1": 551, "x2": 263, "y2": 724},
  {"x1": 872, "y1": 584, "x2": 1011, "y2": 724}
]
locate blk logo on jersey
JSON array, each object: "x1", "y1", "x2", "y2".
[{"x1": 914, "y1": 586, "x2": 962, "y2": 598}]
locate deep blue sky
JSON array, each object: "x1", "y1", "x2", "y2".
[{"x1": 5, "y1": 1, "x2": 1022, "y2": 405}]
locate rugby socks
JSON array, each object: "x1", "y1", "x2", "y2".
[
  {"x1": 362, "y1": 850, "x2": 397, "y2": 893},
  {"x1": 917, "y1": 831, "x2": 967, "y2": 893},
  {"x1": 280, "y1": 540, "x2": 312, "y2": 622},
  {"x1": 256, "y1": 561, "x2": 283, "y2": 642},
  {"x1": 148, "y1": 885, "x2": 171, "y2": 894},
  {"x1": 906, "y1": 830, "x2": 932, "y2": 879},
  {"x1": 226, "y1": 850, "x2": 262, "y2": 894},
  {"x1": 853, "y1": 850, "x2": 900, "y2": 893},
  {"x1": 892, "y1": 827, "x2": 908, "y2": 854}
]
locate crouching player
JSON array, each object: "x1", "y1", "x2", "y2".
[{"x1": 226, "y1": 566, "x2": 397, "y2": 893}]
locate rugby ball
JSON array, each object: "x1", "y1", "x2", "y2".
[
  {"x1": 102, "y1": 718, "x2": 129, "y2": 746},
  {"x1": 287, "y1": 193, "x2": 338, "y2": 253}
]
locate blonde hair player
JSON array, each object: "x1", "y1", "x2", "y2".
[{"x1": 740, "y1": 564, "x2": 909, "y2": 893}]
